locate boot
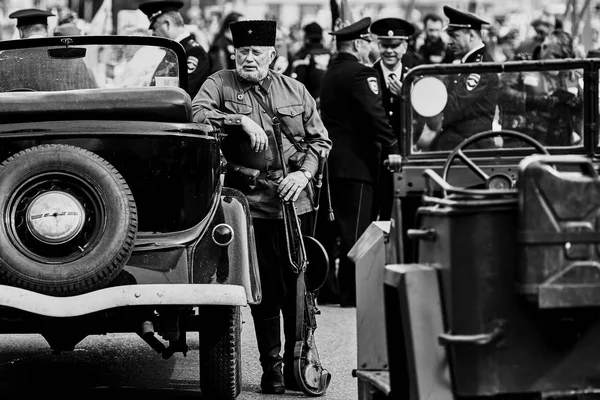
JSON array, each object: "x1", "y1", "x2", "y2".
[
  {"x1": 261, "y1": 360, "x2": 285, "y2": 395},
  {"x1": 254, "y1": 315, "x2": 285, "y2": 394}
]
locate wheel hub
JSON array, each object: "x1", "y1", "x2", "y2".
[{"x1": 26, "y1": 191, "x2": 86, "y2": 244}]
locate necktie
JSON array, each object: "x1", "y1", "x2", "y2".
[{"x1": 388, "y1": 73, "x2": 396, "y2": 88}]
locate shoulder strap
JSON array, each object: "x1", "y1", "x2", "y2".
[{"x1": 248, "y1": 88, "x2": 305, "y2": 152}]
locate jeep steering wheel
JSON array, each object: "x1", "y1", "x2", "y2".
[{"x1": 442, "y1": 130, "x2": 549, "y2": 191}]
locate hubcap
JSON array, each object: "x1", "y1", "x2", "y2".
[{"x1": 26, "y1": 191, "x2": 86, "y2": 244}]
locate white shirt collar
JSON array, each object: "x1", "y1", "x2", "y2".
[
  {"x1": 380, "y1": 62, "x2": 403, "y2": 87},
  {"x1": 174, "y1": 31, "x2": 191, "y2": 43},
  {"x1": 461, "y1": 43, "x2": 485, "y2": 63}
]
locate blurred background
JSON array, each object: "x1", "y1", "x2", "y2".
[{"x1": 0, "y1": 0, "x2": 599, "y2": 60}]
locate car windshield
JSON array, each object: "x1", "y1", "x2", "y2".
[
  {"x1": 408, "y1": 62, "x2": 586, "y2": 153},
  {"x1": 0, "y1": 43, "x2": 182, "y2": 92}
]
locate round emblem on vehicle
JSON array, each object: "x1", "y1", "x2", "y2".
[{"x1": 26, "y1": 191, "x2": 85, "y2": 244}]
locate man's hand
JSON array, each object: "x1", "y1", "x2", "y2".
[
  {"x1": 388, "y1": 73, "x2": 403, "y2": 96},
  {"x1": 277, "y1": 171, "x2": 309, "y2": 202},
  {"x1": 241, "y1": 116, "x2": 268, "y2": 152}
]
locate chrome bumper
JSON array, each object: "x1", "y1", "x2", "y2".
[{"x1": 0, "y1": 284, "x2": 247, "y2": 317}]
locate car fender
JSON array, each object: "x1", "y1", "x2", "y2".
[{"x1": 220, "y1": 187, "x2": 262, "y2": 304}]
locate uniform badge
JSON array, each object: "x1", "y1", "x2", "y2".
[
  {"x1": 466, "y1": 73, "x2": 480, "y2": 91},
  {"x1": 367, "y1": 77, "x2": 379, "y2": 94},
  {"x1": 187, "y1": 56, "x2": 199, "y2": 73}
]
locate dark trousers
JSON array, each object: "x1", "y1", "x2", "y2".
[
  {"x1": 250, "y1": 214, "x2": 313, "y2": 369},
  {"x1": 373, "y1": 167, "x2": 393, "y2": 221},
  {"x1": 327, "y1": 179, "x2": 374, "y2": 306}
]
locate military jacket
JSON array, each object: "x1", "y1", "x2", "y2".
[
  {"x1": 208, "y1": 35, "x2": 236, "y2": 73},
  {"x1": 373, "y1": 55, "x2": 418, "y2": 139},
  {"x1": 439, "y1": 47, "x2": 498, "y2": 146},
  {"x1": 192, "y1": 70, "x2": 331, "y2": 219},
  {"x1": 320, "y1": 52, "x2": 397, "y2": 183},
  {"x1": 418, "y1": 37, "x2": 454, "y2": 64},
  {"x1": 291, "y1": 43, "x2": 332, "y2": 100}
]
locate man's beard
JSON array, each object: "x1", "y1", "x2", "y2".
[{"x1": 236, "y1": 66, "x2": 267, "y2": 83}]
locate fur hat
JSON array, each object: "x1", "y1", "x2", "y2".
[{"x1": 230, "y1": 20, "x2": 277, "y2": 48}]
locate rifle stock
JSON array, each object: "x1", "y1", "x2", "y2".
[{"x1": 272, "y1": 117, "x2": 331, "y2": 396}]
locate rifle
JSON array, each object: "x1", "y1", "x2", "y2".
[{"x1": 272, "y1": 117, "x2": 332, "y2": 396}]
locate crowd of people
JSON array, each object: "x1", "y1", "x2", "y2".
[{"x1": 4, "y1": 0, "x2": 592, "y2": 395}]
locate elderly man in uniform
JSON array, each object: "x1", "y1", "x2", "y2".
[
  {"x1": 319, "y1": 17, "x2": 398, "y2": 307},
  {"x1": 370, "y1": 17, "x2": 417, "y2": 221},
  {"x1": 429, "y1": 6, "x2": 499, "y2": 151},
  {"x1": 9, "y1": 8, "x2": 54, "y2": 38},
  {"x1": 192, "y1": 20, "x2": 331, "y2": 394},
  {"x1": 139, "y1": 0, "x2": 210, "y2": 99}
]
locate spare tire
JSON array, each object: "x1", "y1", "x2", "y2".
[{"x1": 0, "y1": 144, "x2": 137, "y2": 296}]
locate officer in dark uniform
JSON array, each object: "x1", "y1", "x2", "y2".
[
  {"x1": 319, "y1": 17, "x2": 398, "y2": 307},
  {"x1": 9, "y1": 8, "x2": 54, "y2": 38},
  {"x1": 290, "y1": 22, "x2": 332, "y2": 105},
  {"x1": 430, "y1": 6, "x2": 498, "y2": 151},
  {"x1": 370, "y1": 17, "x2": 417, "y2": 221},
  {"x1": 139, "y1": 0, "x2": 210, "y2": 99}
]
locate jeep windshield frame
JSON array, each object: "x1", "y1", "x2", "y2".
[
  {"x1": 0, "y1": 35, "x2": 188, "y2": 93},
  {"x1": 391, "y1": 58, "x2": 600, "y2": 196},
  {"x1": 401, "y1": 58, "x2": 599, "y2": 160}
]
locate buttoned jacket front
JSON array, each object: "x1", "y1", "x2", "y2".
[{"x1": 192, "y1": 69, "x2": 331, "y2": 219}]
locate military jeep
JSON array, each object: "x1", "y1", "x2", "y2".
[
  {"x1": 0, "y1": 35, "x2": 260, "y2": 400},
  {"x1": 353, "y1": 57, "x2": 600, "y2": 400}
]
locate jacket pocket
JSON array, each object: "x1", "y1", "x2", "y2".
[
  {"x1": 224, "y1": 100, "x2": 252, "y2": 115},
  {"x1": 276, "y1": 104, "x2": 303, "y2": 118},
  {"x1": 275, "y1": 104, "x2": 305, "y2": 144}
]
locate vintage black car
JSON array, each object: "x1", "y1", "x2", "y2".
[
  {"x1": 0, "y1": 36, "x2": 260, "y2": 400},
  {"x1": 353, "y1": 58, "x2": 600, "y2": 400}
]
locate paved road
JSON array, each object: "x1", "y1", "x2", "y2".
[{"x1": 0, "y1": 305, "x2": 357, "y2": 400}]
